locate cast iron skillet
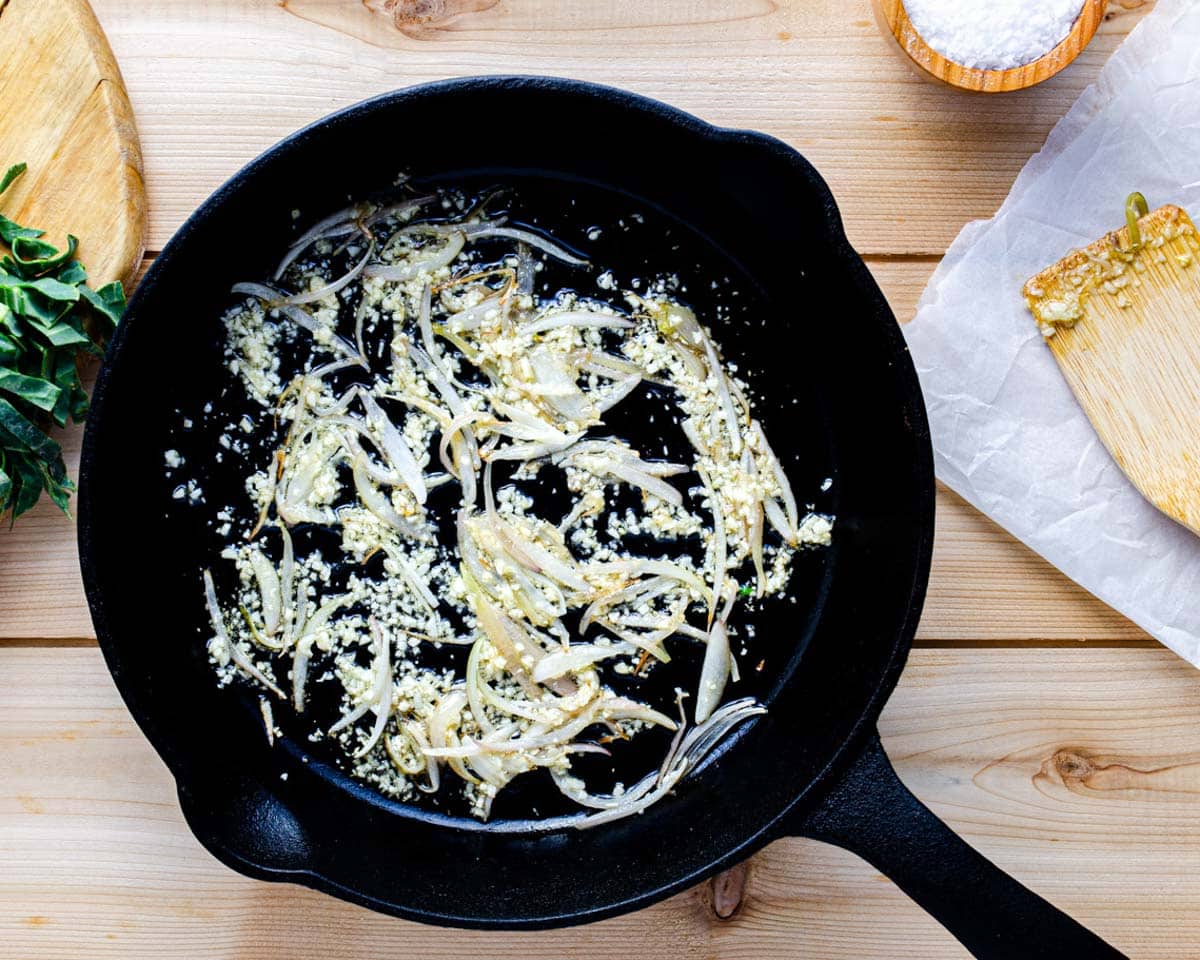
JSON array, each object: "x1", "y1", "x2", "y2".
[{"x1": 79, "y1": 77, "x2": 1126, "y2": 958}]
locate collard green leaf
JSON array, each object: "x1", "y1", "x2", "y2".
[
  {"x1": 7, "y1": 452, "x2": 44, "y2": 519},
  {"x1": 69, "y1": 381, "x2": 89, "y2": 423},
  {"x1": 12, "y1": 234, "x2": 77, "y2": 275},
  {"x1": 55, "y1": 260, "x2": 87, "y2": 285},
  {"x1": 0, "y1": 396, "x2": 62, "y2": 462},
  {"x1": 36, "y1": 458, "x2": 73, "y2": 513},
  {"x1": 0, "y1": 334, "x2": 20, "y2": 368},
  {"x1": 1, "y1": 278, "x2": 77, "y2": 328},
  {"x1": 50, "y1": 353, "x2": 82, "y2": 427},
  {"x1": 27, "y1": 314, "x2": 90, "y2": 349},
  {"x1": 27, "y1": 276, "x2": 80, "y2": 302},
  {"x1": 12, "y1": 237, "x2": 59, "y2": 261},
  {"x1": 0, "y1": 160, "x2": 126, "y2": 520},
  {"x1": 0, "y1": 164, "x2": 26, "y2": 197},
  {"x1": 0, "y1": 215, "x2": 43, "y2": 245},
  {"x1": 81, "y1": 281, "x2": 126, "y2": 330},
  {"x1": 0, "y1": 368, "x2": 61, "y2": 413},
  {"x1": 0, "y1": 303, "x2": 19, "y2": 339}
]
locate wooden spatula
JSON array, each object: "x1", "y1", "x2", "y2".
[
  {"x1": 0, "y1": 0, "x2": 145, "y2": 288},
  {"x1": 1024, "y1": 195, "x2": 1200, "y2": 535}
]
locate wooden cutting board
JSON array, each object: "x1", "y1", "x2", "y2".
[{"x1": 0, "y1": 0, "x2": 144, "y2": 289}]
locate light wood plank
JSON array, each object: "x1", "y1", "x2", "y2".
[
  {"x1": 5, "y1": 645, "x2": 1196, "y2": 957},
  {"x1": 87, "y1": 0, "x2": 1153, "y2": 256},
  {"x1": 866, "y1": 256, "x2": 939, "y2": 323}
]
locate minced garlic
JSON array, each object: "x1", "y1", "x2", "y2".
[{"x1": 188, "y1": 189, "x2": 833, "y2": 820}]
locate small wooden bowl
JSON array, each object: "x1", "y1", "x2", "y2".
[{"x1": 873, "y1": 0, "x2": 1108, "y2": 93}]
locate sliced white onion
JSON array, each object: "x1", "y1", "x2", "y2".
[
  {"x1": 428, "y1": 688, "x2": 474, "y2": 785},
  {"x1": 464, "y1": 225, "x2": 588, "y2": 266},
  {"x1": 568, "y1": 698, "x2": 765, "y2": 829},
  {"x1": 594, "y1": 373, "x2": 643, "y2": 413},
  {"x1": 276, "y1": 303, "x2": 361, "y2": 360},
  {"x1": 494, "y1": 520, "x2": 589, "y2": 593},
  {"x1": 694, "y1": 619, "x2": 729, "y2": 725},
  {"x1": 364, "y1": 231, "x2": 465, "y2": 281},
  {"x1": 523, "y1": 310, "x2": 633, "y2": 335},
  {"x1": 328, "y1": 621, "x2": 393, "y2": 758},
  {"x1": 425, "y1": 696, "x2": 673, "y2": 757},
  {"x1": 699, "y1": 468, "x2": 726, "y2": 625},
  {"x1": 606, "y1": 461, "x2": 683, "y2": 507},
  {"x1": 383, "y1": 544, "x2": 438, "y2": 612},
  {"x1": 231, "y1": 281, "x2": 282, "y2": 301},
  {"x1": 763, "y1": 496, "x2": 793, "y2": 544},
  {"x1": 364, "y1": 196, "x2": 433, "y2": 228},
  {"x1": 351, "y1": 453, "x2": 426, "y2": 540},
  {"x1": 359, "y1": 391, "x2": 427, "y2": 503},
  {"x1": 755, "y1": 421, "x2": 799, "y2": 536},
  {"x1": 282, "y1": 240, "x2": 373, "y2": 306},
  {"x1": 249, "y1": 547, "x2": 282, "y2": 637},
  {"x1": 354, "y1": 621, "x2": 394, "y2": 757},
  {"x1": 533, "y1": 643, "x2": 633, "y2": 683},
  {"x1": 279, "y1": 525, "x2": 295, "y2": 638},
  {"x1": 750, "y1": 498, "x2": 767, "y2": 597},
  {"x1": 284, "y1": 204, "x2": 364, "y2": 256},
  {"x1": 409, "y1": 342, "x2": 469, "y2": 419},
  {"x1": 292, "y1": 593, "x2": 354, "y2": 712},
  {"x1": 203, "y1": 570, "x2": 284, "y2": 699}
]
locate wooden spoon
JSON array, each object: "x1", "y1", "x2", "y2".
[
  {"x1": 0, "y1": 0, "x2": 145, "y2": 288},
  {"x1": 873, "y1": 0, "x2": 1107, "y2": 93},
  {"x1": 1024, "y1": 197, "x2": 1200, "y2": 536}
]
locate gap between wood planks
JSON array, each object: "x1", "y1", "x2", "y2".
[{"x1": 4, "y1": 643, "x2": 1194, "y2": 959}]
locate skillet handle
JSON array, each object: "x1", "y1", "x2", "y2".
[
  {"x1": 784, "y1": 730, "x2": 1127, "y2": 960},
  {"x1": 177, "y1": 775, "x2": 315, "y2": 880}
]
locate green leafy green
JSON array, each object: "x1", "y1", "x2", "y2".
[
  {"x1": 0, "y1": 161, "x2": 124, "y2": 521},
  {"x1": 0, "y1": 368, "x2": 61, "y2": 412},
  {"x1": 0, "y1": 215, "x2": 44, "y2": 246},
  {"x1": 0, "y1": 164, "x2": 27, "y2": 197},
  {"x1": 80, "y1": 281, "x2": 126, "y2": 329},
  {"x1": 13, "y1": 233, "x2": 78, "y2": 275}
]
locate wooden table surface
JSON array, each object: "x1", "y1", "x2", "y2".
[{"x1": 3, "y1": 2, "x2": 1188, "y2": 958}]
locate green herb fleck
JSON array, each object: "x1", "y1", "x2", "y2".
[
  {"x1": 0, "y1": 161, "x2": 125, "y2": 521},
  {"x1": 737, "y1": 583, "x2": 754, "y2": 598}
]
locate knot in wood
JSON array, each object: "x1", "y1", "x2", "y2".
[{"x1": 1052, "y1": 749, "x2": 1095, "y2": 782}]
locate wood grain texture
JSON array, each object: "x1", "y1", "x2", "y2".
[
  {"x1": 0, "y1": 3, "x2": 1188, "y2": 955},
  {"x1": 873, "y1": 0, "x2": 1108, "y2": 93},
  {"x1": 1027, "y1": 205, "x2": 1200, "y2": 536},
  {"x1": 88, "y1": 0, "x2": 1153, "y2": 256},
  {"x1": 0, "y1": 0, "x2": 144, "y2": 288},
  {"x1": 7, "y1": 645, "x2": 1197, "y2": 957}
]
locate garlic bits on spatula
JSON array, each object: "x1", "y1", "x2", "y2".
[{"x1": 1024, "y1": 193, "x2": 1200, "y2": 535}]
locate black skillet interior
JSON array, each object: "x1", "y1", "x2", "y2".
[{"x1": 79, "y1": 78, "x2": 932, "y2": 926}]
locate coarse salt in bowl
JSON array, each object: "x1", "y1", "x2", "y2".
[
  {"x1": 903, "y1": 0, "x2": 1085, "y2": 70},
  {"x1": 874, "y1": 0, "x2": 1106, "y2": 93}
]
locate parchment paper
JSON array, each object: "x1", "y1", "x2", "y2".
[{"x1": 902, "y1": 0, "x2": 1200, "y2": 664}]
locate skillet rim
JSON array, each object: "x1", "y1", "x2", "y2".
[{"x1": 78, "y1": 75, "x2": 934, "y2": 927}]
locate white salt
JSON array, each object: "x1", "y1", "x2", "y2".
[{"x1": 903, "y1": 0, "x2": 1084, "y2": 71}]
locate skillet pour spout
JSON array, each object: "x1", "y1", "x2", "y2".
[{"x1": 79, "y1": 76, "x2": 1128, "y2": 958}]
